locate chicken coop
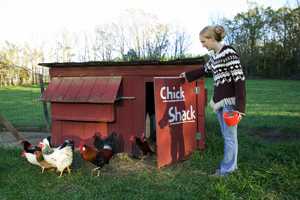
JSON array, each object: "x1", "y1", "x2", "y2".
[{"x1": 39, "y1": 58, "x2": 207, "y2": 168}]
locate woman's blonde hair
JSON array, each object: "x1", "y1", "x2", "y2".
[{"x1": 200, "y1": 25, "x2": 225, "y2": 42}]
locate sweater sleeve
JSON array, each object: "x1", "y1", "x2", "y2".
[
  {"x1": 227, "y1": 51, "x2": 246, "y2": 114},
  {"x1": 234, "y1": 80, "x2": 246, "y2": 114},
  {"x1": 185, "y1": 67, "x2": 206, "y2": 82},
  {"x1": 185, "y1": 58, "x2": 212, "y2": 82}
]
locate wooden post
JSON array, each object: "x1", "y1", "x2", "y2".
[
  {"x1": 39, "y1": 74, "x2": 50, "y2": 131},
  {"x1": 145, "y1": 113, "x2": 150, "y2": 139},
  {"x1": 0, "y1": 113, "x2": 24, "y2": 142}
]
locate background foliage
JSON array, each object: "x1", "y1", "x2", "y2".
[
  {"x1": 1, "y1": 5, "x2": 300, "y2": 86},
  {"x1": 222, "y1": 6, "x2": 300, "y2": 79}
]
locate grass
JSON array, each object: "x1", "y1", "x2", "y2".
[
  {"x1": 1, "y1": 79, "x2": 300, "y2": 199},
  {"x1": 0, "y1": 85, "x2": 48, "y2": 130}
]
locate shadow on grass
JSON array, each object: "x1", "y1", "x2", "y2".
[
  {"x1": 238, "y1": 113, "x2": 300, "y2": 143},
  {"x1": 249, "y1": 127, "x2": 300, "y2": 142}
]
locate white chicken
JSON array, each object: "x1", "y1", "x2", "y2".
[
  {"x1": 21, "y1": 140, "x2": 56, "y2": 173},
  {"x1": 40, "y1": 139, "x2": 74, "y2": 177}
]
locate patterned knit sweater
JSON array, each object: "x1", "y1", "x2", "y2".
[{"x1": 185, "y1": 45, "x2": 246, "y2": 114}]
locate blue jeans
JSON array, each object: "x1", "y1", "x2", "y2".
[{"x1": 216, "y1": 105, "x2": 238, "y2": 175}]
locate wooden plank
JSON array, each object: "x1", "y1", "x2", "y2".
[
  {"x1": 0, "y1": 114, "x2": 24, "y2": 142},
  {"x1": 51, "y1": 103, "x2": 114, "y2": 122}
]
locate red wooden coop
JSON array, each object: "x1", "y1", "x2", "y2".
[{"x1": 40, "y1": 58, "x2": 207, "y2": 168}]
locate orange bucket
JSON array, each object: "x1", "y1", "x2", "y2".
[{"x1": 223, "y1": 111, "x2": 241, "y2": 126}]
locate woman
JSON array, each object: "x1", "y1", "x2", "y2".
[{"x1": 180, "y1": 25, "x2": 246, "y2": 176}]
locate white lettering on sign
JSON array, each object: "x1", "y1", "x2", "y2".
[
  {"x1": 160, "y1": 86, "x2": 185, "y2": 102},
  {"x1": 168, "y1": 105, "x2": 196, "y2": 125}
]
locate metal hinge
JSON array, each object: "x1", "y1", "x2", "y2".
[{"x1": 116, "y1": 96, "x2": 136, "y2": 101}]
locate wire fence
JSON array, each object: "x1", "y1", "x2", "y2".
[{"x1": 0, "y1": 83, "x2": 50, "y2": 132}]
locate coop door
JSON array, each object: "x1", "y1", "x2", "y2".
[{"x1": 154, "y1": 77, "x2": 198, "y2": 168}]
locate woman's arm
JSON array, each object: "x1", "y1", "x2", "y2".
[
  {"x1": 180, "y1": 58, "x2": 212, "y2": 82},
  {"x1": 184, "y1": 67, "x2": 206, "y2": 82},
  {"x1": 227, "y1": 49, "x2": 246, "y2": 115}
]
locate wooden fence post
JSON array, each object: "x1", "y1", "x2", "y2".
[{"x1": 39, "y1": 74, "x2": 50, "y2": 131}]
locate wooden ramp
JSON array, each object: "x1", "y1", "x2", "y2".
[{"x1": 0, "y1": 113, "x2": 25, "y2": 142}]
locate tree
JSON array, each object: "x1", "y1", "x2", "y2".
[
  {"x1": 76, "y1": 32, "x2": 92, "y2": 62},
  {"x1": 53, "y1": 30, "x2": 75, "y2": 62},
  {"x1": 123, "y1": 49, "x2": 139, "y2": 61},
  {"x1": 222, "y1": 4, "x2": 300, "y2": 78},
  {"x1": 93, "y1": 24, "x2": 115, "y2": 61},
  {"x1": 169, "y1": 28, "x2": 191, "y2": 59},
  {"x1": 22, "y1": 44, "x2": 45, "y2": 84}
]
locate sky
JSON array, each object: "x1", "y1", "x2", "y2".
[{"x1": 1, "y1": 0, "x2": 297, "y2": 56}]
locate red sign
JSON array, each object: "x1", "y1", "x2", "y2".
[{"x1": 154, "y1": 77, "x2": 198, "y2": 168}]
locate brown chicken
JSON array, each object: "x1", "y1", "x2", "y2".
[
  {"x1": 79, "y1": 144, "x2": 113, "y2": 176},
  {"x1": 34, "y1": 151, "x2": 57, "y2": 173}
]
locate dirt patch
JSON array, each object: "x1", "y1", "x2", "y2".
[{"x1": 250, "y1": 128, "x2": 300, "y2": 142}]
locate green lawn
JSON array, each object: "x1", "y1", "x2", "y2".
[
  {"x1": 0, "y1": 85, "x2": 47, "y2": 130},
  {"x1": 0, "y1": 79, "x2": 300, "y2": 199}
]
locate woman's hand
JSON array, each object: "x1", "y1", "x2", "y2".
[
  {"x1": 179, "y1": 72, "x2": 186, "y2": 79},
  {"x1": 237, "y1": 111, "x2": 245, "y2": 118}
]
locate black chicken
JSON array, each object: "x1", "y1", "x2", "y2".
[
  {"x1": 58, "y1": 139, "x2": 75, "y2": 151},
  {"x1": 93, "y1": 132, "x2": 118, "y2": 154},
  {"x1": 134, "y1": 134, "x2": 154, "y2": 156},
  {"x1": 21, "y1": 140, "x2": 41, "y2": 154}
]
